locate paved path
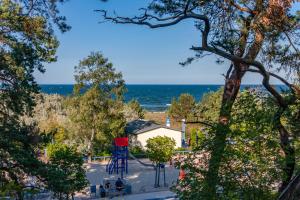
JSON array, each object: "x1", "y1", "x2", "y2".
[
  {"x1": 111, "y1": 190, "x2": 178, "y2": 200},
  {"x1": 75, "y1": 190, "x2": 177, "y2": 200}
]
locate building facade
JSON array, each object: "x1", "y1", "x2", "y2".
[{"x1": 125, "y1": 119, "x2": 182, "y2": 149}]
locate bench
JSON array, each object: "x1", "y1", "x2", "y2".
[{"x1": 103, "y1": 179, "x2": 131, "y2": 198}]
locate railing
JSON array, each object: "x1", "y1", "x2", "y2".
[
  {"x1": 128, "y1": 153, "x2": 147, "y2": 159},
  {"x1": 91, "y1": 150, "x2": 192, "y2": 161},
  {"x1": 92, "y1": 156, "x2": 111, "y2": 162}
]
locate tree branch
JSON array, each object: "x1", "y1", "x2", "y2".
[
  {"x1": 98, "y1": 4, "x2": 296, "y2": 109},
  {"x1": 97, "y1": 9, "x2": 210, "y2": 48},
  {"x1": 284, "y1": 32, "x2": 299, "y2": 54},
  {"x1": 246, "y1": 69, "x2": 293, "y2": 89},
  {"x1": 225, "y1": 0, "x2": 256, "y2": 15},
  {"x1": 225, "y1": 63, "x2": 233, "y2": 79},
  {"x1": 191, "y1": 45, "x2": 289, "y2": 107},
  {"x1": 184, "y1": 0, "x2": 192, "y2": 14},
  {"x1": 185, "y1": 120, "x2": 213, "y2": 127}
]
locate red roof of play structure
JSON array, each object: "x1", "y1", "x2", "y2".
[{"x1": 114, "y1": 137, "x2": 128, "y2": 147}]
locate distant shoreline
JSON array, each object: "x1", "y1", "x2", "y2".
[
  {"x1": 38, "y1": 83, "x2": 279, "y2": 86},
  {"x1": 39, "y1": 84, "x2": 287, "y2": 112}
]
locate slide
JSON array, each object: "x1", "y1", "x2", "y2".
[{"x1": 128, "y1": 152, "x2": 155, "y2": 168}]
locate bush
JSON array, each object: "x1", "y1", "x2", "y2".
[
  {"x1": 189, "y1": 128, "x2": 205, "y2": 149},
  {"x1": 174, "y1": 90, "x2": 282, "y2": 199},
  {"x1": 95, "y1": 150, "x2": 112, "y2": 157},
  {"x1": 168, "y1": 93, "x2": 196, "y2": 121},
  {"x1": 130, "y1": 146, "x2": 145, "y2": 155},
  {"x1": 146, "y1": 136, "x2": 176, "y2": 164},
  {"x1": 47, "y1": 143, "x2": 88, "y2": 200},
  {"x1": 175, "y1": 147, "x2": 186, "y2": 151}
]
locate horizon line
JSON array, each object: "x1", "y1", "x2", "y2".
[{"x1": 38, "y1": 83, "x2": 284, "y2": 86}]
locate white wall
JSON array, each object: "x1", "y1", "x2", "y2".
[{"x1": 133, "y1": 128, "x2": 182, "y2": 149}]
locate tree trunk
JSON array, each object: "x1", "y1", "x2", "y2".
[
  {"x1": 87, "y1": 128, "x2": 95, "y2": 163},
  {"x1": 203, "y1": 27, "x2": 264, "y2": 198},
  {"x1": 265, "y1": 100, "x2": 296, "y2": 193},
  {"x1": 278, "y1": 173, "x2": 300, "y2": 200},
  {"x1": 203, "y1": 67, "x2": 242, "y2": 199},
  {"x1": 154, "y1": 164, "x2": 159, "y2": 187},
  {"x1": 17, "y1": 191, "x2": 23, "y2": 200},
  {"x1": 278, "y1": 121, "x2": 295, "y2": 193}
]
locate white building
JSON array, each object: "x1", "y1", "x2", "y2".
[{"x1": 125, "y1": 119, "x2": 182, "y2": 149}]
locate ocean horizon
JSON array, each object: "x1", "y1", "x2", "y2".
[{"x1": 39, "y1": 84, "x2": 285, "y2": 112}]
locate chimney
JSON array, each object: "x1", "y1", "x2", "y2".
[{"x1": 166, "y1": 117, "x2": 171, "y2": 128}]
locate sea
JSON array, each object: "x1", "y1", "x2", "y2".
[{"x1": 39, "y1": 84, "x2": 284, "y2": 112}]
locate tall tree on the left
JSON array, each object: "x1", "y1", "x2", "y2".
[{"x1": 0, "y1": 0, "x2": 69, "y2": 198}]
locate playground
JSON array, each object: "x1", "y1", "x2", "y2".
[
  {"x1": 83, "y1": 137, "x2": 180, "y2": 199},
  {"x1": 86, "y1": 159, "x2": 179, "y2": 194}
]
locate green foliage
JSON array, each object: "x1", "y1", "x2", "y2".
[
  {"x1": 0, "y1": 0, "x2": 69, "y2": 118},
  {"x1": 128, "y1": 99, "x2": 144, "y2": 118},
  {"x1": 66, "y1": 52, "x2": 126, "y2": 159},
  {"x1": 168, "y1": 93, "x2": 196, "y2": 121},
  {"x1": 220, "y1": 90, "x2": 281, "y2": 199},
  {"x1": 175, "y1": 89, "x2": 283, "y2": 199},
  {"x1": 73, "y1": 51, "x2": 125, "y2": 99},
  {"x1": 175, "y1": 147, "x2": 186, "y2": 151},
  {"x1": 195, "y1": 88, "x2": 223, "y2": 123},
  {"x1": 123, "y1": 99, "x2": 145, "y2": 122},
  {"x1": 47, "y1": 143, "x2": 88, "y2": 200},
  {"x1": 0, "y1": 0, "x2": 69, "y2": 196},
  {"x1": 146, "y1": 136, "x2": 175, "y2": 164},
  {"x1": 0, "y1": 181, "x2": 22, "y2": 198},
  {"x1": 283, "y1": 95, "x2": 300, "y2": 171},
  {"x1": 94, "y1": 150, "x2": 111, "y2": 157},
  {"x1": 0, "y1": 120, "x2": 53, "y2": 197},
  {"x1": 130, "y1": 146, "x2": 145, "y2": 155},
  {"x1": 189, "y1": 128, "x2": 205, "y2": 150}
]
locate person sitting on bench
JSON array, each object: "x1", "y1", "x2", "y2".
[
  {"x1": 105, "y1": 182, "x2": 110, "y2": 189},
  {"x1": 115, "y1": 178, "x2": 124, "y2": 192},
  {"x1": 100, "y1": 185, "x2": 106, "y2": 198}
]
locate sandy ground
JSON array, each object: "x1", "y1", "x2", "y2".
[
  {"x1": 75, "y1": 159, "x2": 179, "y2": 199},
  {"x1": 85, "y1": 159, "x2": 179, "y2": 194}
]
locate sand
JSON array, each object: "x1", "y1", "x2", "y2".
[{"x1": 74, "y1": 158, "x2": 179, "y2": 199}]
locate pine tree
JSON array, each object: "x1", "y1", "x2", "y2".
[{"x1": 66, "y1": 52, "x2": 126, "y2": 162}]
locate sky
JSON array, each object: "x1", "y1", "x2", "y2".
[{"x1": 34, "y1": 0, "x2": 299, "y2": 85}]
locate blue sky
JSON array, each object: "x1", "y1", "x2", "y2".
[{"x1": 34, "y1": 0, "x2": 299, "y2": 84}]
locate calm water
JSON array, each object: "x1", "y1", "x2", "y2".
[{"x1": 39, "y1": 84, "x2": 282, "y2": 111}]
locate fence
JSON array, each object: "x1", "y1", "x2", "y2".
[
  {"x1": 91, "y1": 150, "x2": 192, "y2": 161},
  {"x1": 92, "y1": 156, "x2": 111, "y2": 162}
]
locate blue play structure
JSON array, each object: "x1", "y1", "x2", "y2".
[{"x1": 106, "y1": 137, "x2": 129, "y2": 178}]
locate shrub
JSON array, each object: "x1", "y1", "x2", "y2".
[
  {"x1": 175, "y1": 147, "x2": 186, "y2": 151},
  {"x1": 47, "y1": 143, "x2": 88, "y2": 199},
  {"x1": 146, "y1": 136, "x2": 176, "y2": 164},
  {"x1": 168, "y1": 93, "x2": 196, "y2": 121},
  {"x1": 130, "y1": 146, "x2": 145, "y2": 155},
  {"x1": 189, "y1": 128, "x2": 205, "y2": 149}
]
